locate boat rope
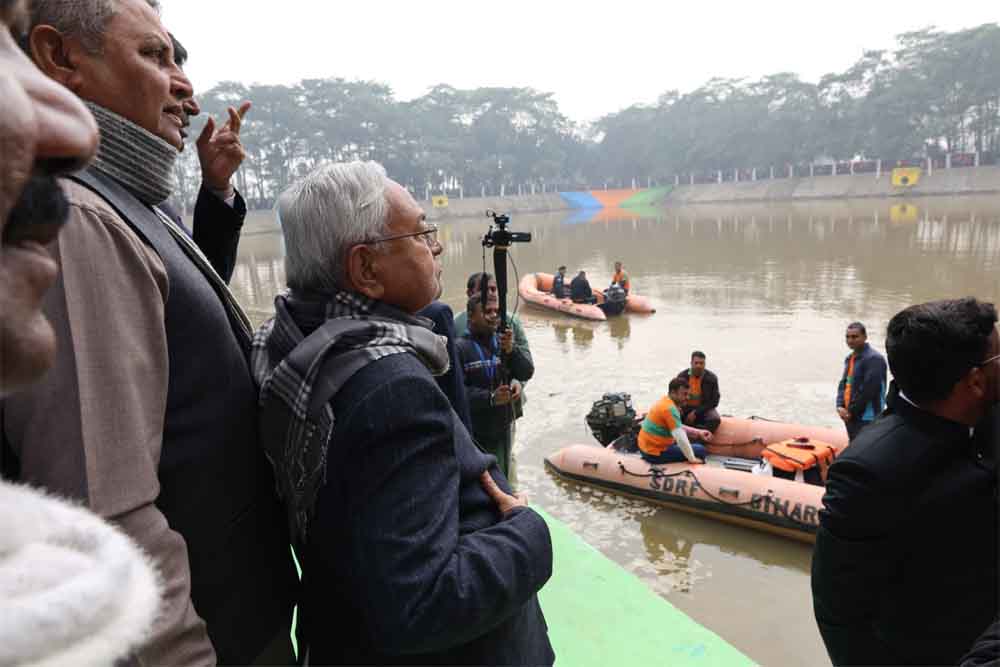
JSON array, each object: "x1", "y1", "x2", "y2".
[
  {"x1": 617, "y1": 461, "x2": 766, "y2": 508},
  {"x1": 706, "y1": 438, "x2": 765, "y2": 449}
]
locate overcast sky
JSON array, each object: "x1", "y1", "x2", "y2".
[{"x1": 162, "y1": 1, "x2": 997, "y2": 123}]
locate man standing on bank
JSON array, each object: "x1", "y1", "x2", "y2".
[
  {"x1": 812, "y1": 298, "x2": 998, "y2": 665},
  {"x1": 253, "y1": 162, "x2": 554, "y2": 665},
  {"x1": 458, "y1": 297, "x2": 534, "y2": 478},
  {"x1": 836, "y1": 321, "x2": 888, "y2": 441},
  {"x1": 676, "y1": 351, "x2": 722, "y2": 432},
  {"x1": 3, "y1": 1, "x2": 298, "y2": 663}
]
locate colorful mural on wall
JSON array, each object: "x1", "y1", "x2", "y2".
[{"x1": 559, "y1": 186, "x2": 673, "y2": 223}]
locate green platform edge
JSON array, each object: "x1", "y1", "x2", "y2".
[
  {"x1": 288, "y1": 506, "x2": 754, "y2": 666},
  {"x1": 535, "y1": 507, "x2": 755, "y2": 666}
]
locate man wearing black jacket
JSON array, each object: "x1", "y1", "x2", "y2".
[
  {"x1": 157, "y1": 32, "x2": 250, "y2": 284},
  {"x1": 836, "y1": 322, "x2": 888, "y2": 441},
  {"x1": 458, "y1": 297, "x2": 535, "y2": 477},
  {"x1": 812, "y1": 298, "x2": 998, "y2": 666},
  {"x1": 676, "y1": 351, "x2": 722, "y2": 432}
]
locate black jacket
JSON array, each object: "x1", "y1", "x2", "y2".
[
  {"x1": 675, "y1": 368, "x2": 721, "y2": 416},
  {"x1": 552, "y1": 272, "x2": 566, "y2": 298},
  {"x1": 836, "y1": 343, "x2": 888, "y2": 423},
  {"x1": 158, "y1": 185, "x2": 246, "y2": 283},
  {"x1": 960, "y1": 618, "x2": 1000, "y2": 667},
  {"x1": 299, "y1": 351, "x2": 554, "y2": 665},
  {"x1": 457, "y1": 332, "x2": 534, "y2": 439},
  {"x1": 569, "y1": 274, "x2": 592, "y2": 302},
  {"x1": 812, "y1": 390, "x2": 997, "y2": 665}
]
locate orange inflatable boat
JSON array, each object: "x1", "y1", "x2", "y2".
[
  {"x1": 545, "y1": 416, "x2": 849, "y2": 543},
  {"x1": 518, "y1": 272, "x2": 656, "y2": 321}
]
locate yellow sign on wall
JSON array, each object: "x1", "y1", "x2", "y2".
[
  {"x1": 891, "y1": 167, "x2": 922, "y2": 187},
  {"x1": 432, "y1": 195, "x2": 449, "y2": 208}
]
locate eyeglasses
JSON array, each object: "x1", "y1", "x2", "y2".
[
  {"x1": 974, "y1": 353, "x2": 1000, "y2": 368},
  {"x1": 362, "y1": 224, "x2": 440, "y2": 249}
]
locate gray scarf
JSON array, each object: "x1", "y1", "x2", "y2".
[
  {"x1": 85, "y1": 102, "x2": 176, "y2": 205},
  {"x1": 251, "y1": 288, "x2": 450, "y2": 543}
]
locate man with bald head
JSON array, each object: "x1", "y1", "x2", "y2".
[{"x1": 2, "y1": 1, "x2": 297, "y2": 663}]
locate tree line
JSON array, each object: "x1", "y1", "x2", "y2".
[{"x1": 174, "y1": 23, "x2": 1000, "y2": 210}]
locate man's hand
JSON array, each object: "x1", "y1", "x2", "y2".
[
  {"x1": 492, "y1": 385, "x2": 513, "y2": 406},
  {"x1": 480, "y1": 471, "x2": 528, "y2": 516},
  {"x1": 510, "y1": 380, "x2": 522, "y2": 403},
  {"x1": 698, "y1": 429, "x2": 713, "y2": 443},
  {"x1": 684, "y1": 411, "x2": 697, "y2": 425},
  {"x1": 837, "y1": 407, "x2": 850, "y2": 422},
  {"x1": 197, "y1": 101, "x2": 252, "y2": 193},
  {"x1": 499, "y1": 329, "x2": 514, "y2": 355}
]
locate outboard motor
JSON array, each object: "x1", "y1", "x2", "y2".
[
  {"x1": 586, "y1": 392, "x2": 637, "y2": 445},
  {"x1": 598, "y1": 283, "x2": 627, "y2": 317}
]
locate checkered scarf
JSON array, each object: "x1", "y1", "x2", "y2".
[{"x1": 251, "y1": 288, "x2": 450, "y2": 543}]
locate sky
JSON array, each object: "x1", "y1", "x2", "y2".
[{"x1": 162, "y1": 0, "x2": 997, "y2": 124}]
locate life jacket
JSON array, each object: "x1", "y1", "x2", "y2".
[{"x1": 762, "y1": 437, "x2": 837, "y2": 482}]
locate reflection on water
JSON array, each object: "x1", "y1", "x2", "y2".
[{"x1": 230, "y1": 196, "x2": 999, "y2": 667}]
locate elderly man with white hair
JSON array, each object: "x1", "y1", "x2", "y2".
[{"x1": 253, "y1": 161, "x2": 555, "y2": 665}]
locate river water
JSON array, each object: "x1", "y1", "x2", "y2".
[{"x1": 230, "y1": 195, "x2": 1000, "y2": 666}]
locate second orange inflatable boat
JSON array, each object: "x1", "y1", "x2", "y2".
[{"x1": 519, "y1": 272, "x2": 656, "y2": 321}]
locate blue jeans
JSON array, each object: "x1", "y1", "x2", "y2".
[{"x1": 640, "y1": 443, "x2": 708, "y2": 464}]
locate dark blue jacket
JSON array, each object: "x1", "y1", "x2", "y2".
[
  {"x1": 836, "y1": 343, "x2": 887, "y2": 422},
  {"x1": 299, "y1": 352, "x2": 554, "y2": 665},
  {"x1": 457, "y1": 332, "x2": 534, "y2": 440}
]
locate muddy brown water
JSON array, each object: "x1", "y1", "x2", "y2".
[{"x1": 228, "y1": 196, "x2": 1000, "y2": 666}]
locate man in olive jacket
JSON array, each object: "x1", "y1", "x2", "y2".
[{"x1": 812, "y1": 298, "x2": 998, "y2": 666}]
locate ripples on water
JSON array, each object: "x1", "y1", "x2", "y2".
[{"x1": 230, "y1": 196, "x2": 999, "y2": 666}]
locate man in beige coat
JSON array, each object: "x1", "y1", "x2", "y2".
[
  {"x1": 2, "y1": 1, "x2": 298, "y2": 664},
  {"x1": 0, "y1": 1, "x2": 159, "y2": 663}
]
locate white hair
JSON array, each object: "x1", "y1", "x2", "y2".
[
  {"x1": 278, "y1": 161, "x2": 392, "y2": 292},
  {"x1": 28, "y1": 0, "x2": 161, "y2": 53}
]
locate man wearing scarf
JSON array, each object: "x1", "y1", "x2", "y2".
[
  {"x1": 253, "y1": 161, "x2": 554, "y2": 665},
  {"x1": 1, "y1": 1, "x2": 297, "y2": 664}
]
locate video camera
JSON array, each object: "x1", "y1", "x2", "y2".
[{"x1": 480, "y1": 211, "x2": 530, "y2": 335}]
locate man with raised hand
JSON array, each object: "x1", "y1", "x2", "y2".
[
  {"x1": 163, "y1": 31, "x2": 251, "y2": 283},
  {"x1": 3, "y1": 1, "x2": 297, "y2": 663}
]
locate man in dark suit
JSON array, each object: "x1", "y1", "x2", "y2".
[
  {"x1": 157, "y1": 33, "x2": 250, "y2": 283},
  {"x1": 812, "y1": 298, "x2": 998, "y2": 665}
]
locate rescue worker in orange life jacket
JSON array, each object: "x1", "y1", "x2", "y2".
[
  {"x1": 612, "y1": 261, "x2": 630, "y2": 295},
  {"x1": 637, "y1": 378, "x2": 708, "y2": 464}
]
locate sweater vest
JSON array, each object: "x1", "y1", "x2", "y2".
[{"x1": 69, "y1": 171, "x2": 296, "y2": 664}]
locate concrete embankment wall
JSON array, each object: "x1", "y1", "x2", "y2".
[
  {"x1": 421, "y1": 194, "x2": 568, "y2": 221},
  {"x1": 667, "y1": 166, "x2": 1000, "y2": 204}
]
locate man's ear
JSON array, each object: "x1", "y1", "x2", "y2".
[
  {"x1": 345, "y1": 245, "x2": 384, "y2": 301},
  {"x1": 967, "y1": 366, "x2": 989, "y2": 401},
  {"x1": 29, "y1": 25, "x2": 84, "y2": 91}
]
